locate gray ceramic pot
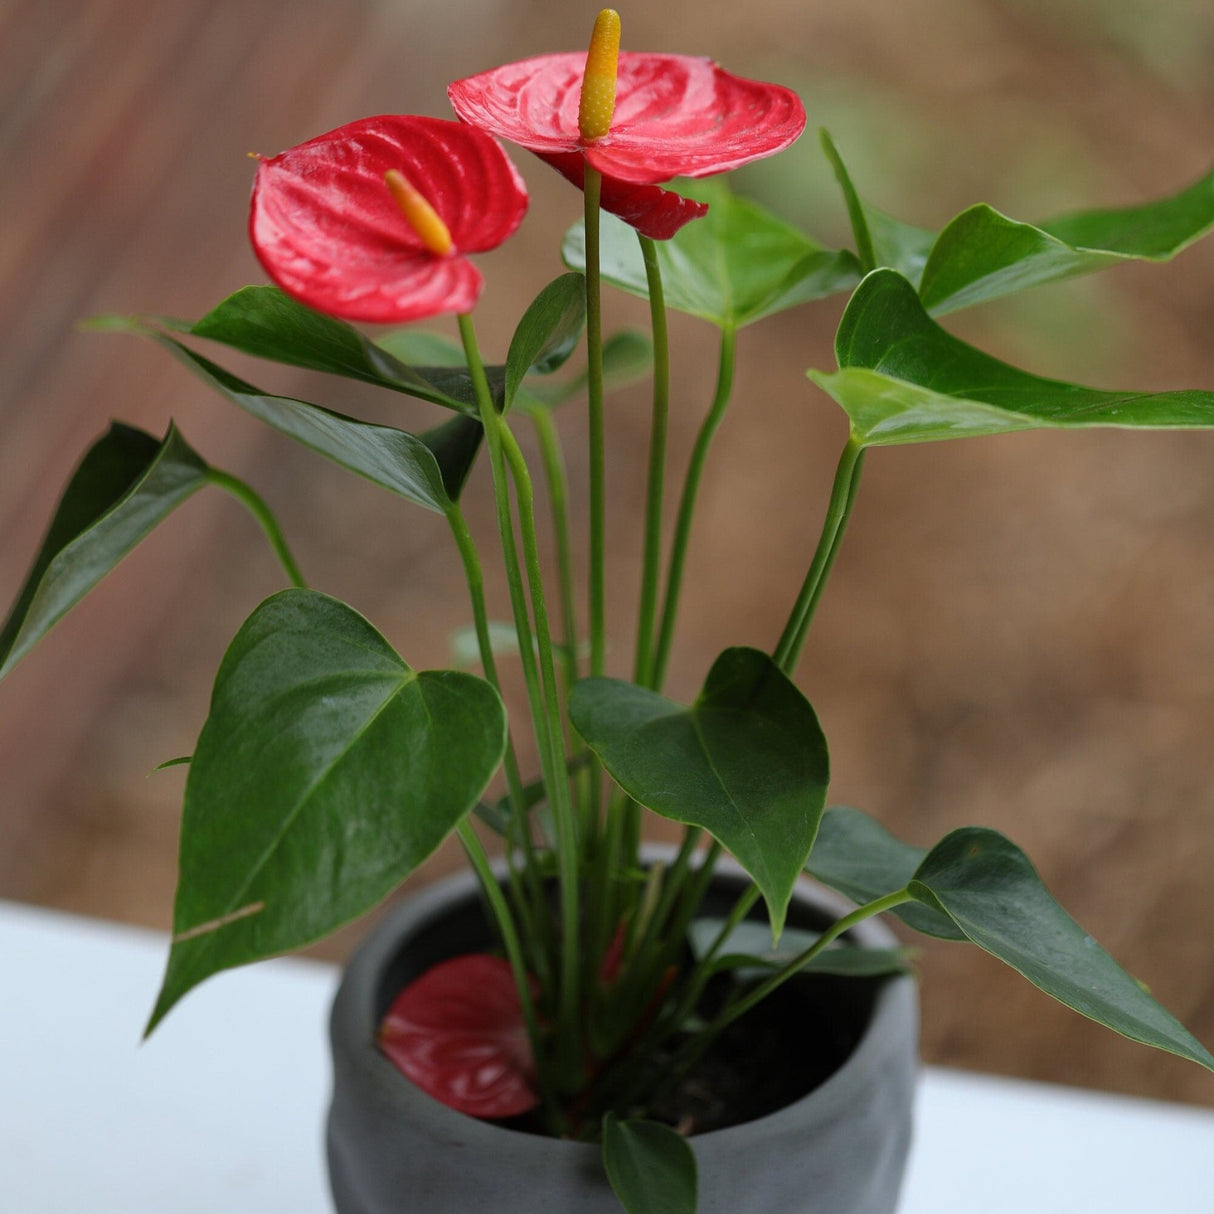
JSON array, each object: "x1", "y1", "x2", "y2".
[{"x1": 327, "y1": 861, "x2": 919, "y2": 1214}]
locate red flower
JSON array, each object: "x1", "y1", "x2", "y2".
[
  {"x1": 379, "y1": 954, "x2": 540, "y2": 1119},
  {"x1": 250, "y1": 115, "x2": 527, "y2": 323},
  {"x1": 448, "y1": 51, "x2": 805, "y2": 239}
]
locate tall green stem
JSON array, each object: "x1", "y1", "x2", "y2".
[
  {"x1": 651, "y1": 325, "x2": 736, "y2": 691},
  {"x1": 584, "y1": 166, "x2": 607, "y2": 680},
  {"x1": 773, "y1": 437, "x2": 866, "y2": 674},
  {"x1": 208, "y1": 469, "x2": 306, "y2": 588},
  {"x1": 457, "y1": 311, "x2": 583, "y2": 1085},
  {"x1": 633, "y1": 234, "x2": 670, "y2": 689}
]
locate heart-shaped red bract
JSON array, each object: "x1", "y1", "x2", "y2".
[
  {"x1": 448, "y1": 53, "x2": 805, "y2": 239},
  {"x1": 378, "y1": 954, "x2": 540, "y2": 1119},
  {"x1": 250, "y1": 115, "x2": 528, "y2": 323}
]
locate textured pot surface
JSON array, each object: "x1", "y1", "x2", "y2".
[{"x1": 327, "y1": 864, "x2": 919, "y2": 1214}]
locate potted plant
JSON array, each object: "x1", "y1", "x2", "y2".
[{"x1": 3, "y1": 9, "x2": 1214, "y2": 1211}]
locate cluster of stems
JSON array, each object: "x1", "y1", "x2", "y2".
[{"x1": 424, "y1": 161, "x2": 889, "y2": 1134}]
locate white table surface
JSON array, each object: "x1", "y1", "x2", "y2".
[{"x1": 4, "y1": 899, "x2": 1213, "y2": 1212}]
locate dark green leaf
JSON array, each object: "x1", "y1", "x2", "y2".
[
  {"x1": 562, "y1": 180, "x2": 860, "y2": 329},
  {"x1": 89, "y1": 293, "x2": 505, "y2": 413},
  {"x1": 570, "y1": 648, "x2": 829, "y2": 935},
  {"x1": 149, "y1": 334, "x2": 472, "y2": 513},
  {"x1": 808, "y1": 806, "x2": 964, "y2": 939},
  {"x1": 524, "y1": 329, "x2": 653, "y2": 408},
  {"x1": 909, "y1": 828, "x2": 1214, "y2": 1071},
  {"x1": 920, "y1": 167, "x2": 1214, "y2": 314},
  {"x1": 0, "y1": 423, "x2": 209, "y2": 680},
  {"x1": 819, "y1": 129, "x2": 876, "y2": 273},
  {"x1": 505, "y1": 273, "x2": 586, "y2": 409},
  {"x1": 148, "y1": 589, "x2": 506, "y2": 1031},
  {"x1": 687, "y1": 917, "x2": 913, "y2": 979},
  {"x1": 812, "y1": 268, "x2": 1214, "y2": 446},
  {"x1": 602, "y1": 1114, "x2": 697, "y2": 1214},
  {"x1": 153, "y1": 756, "x2": 192, "y2": 771}
]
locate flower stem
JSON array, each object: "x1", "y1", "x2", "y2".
[
  {"x1": 773, "y1": 436, "x2": 866, "y2": 674},
  {"x1": 583, "y1": 165, "x2": 607, "y2": 682},
  {"x1": 457, "y1": 311, "x2": 583, "y2": 1088},
  {"x1": 207, "y1": 469, "x2": 306, "y2": 588},
  {"x1": 651, "y1": 324, "x2": 736, "y2": 691},
  {"x1": 633, "y1": 233, "x2": 670, "y2": 690}
]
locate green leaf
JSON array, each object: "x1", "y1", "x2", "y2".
[
  {"x1": 919, "y1": 167, "x2": 1214, "y2": 314},
  {"x1": 602, "y1": 1114, "x2": 697, "y2": 1214},
  {"x1": 148, "y1": 588, "x2": 506, "y2": 1031},
  {"x1": 562, "y1": 180, "x2": 860, "y2": 329},
  {"x1": 812, "y1": 268, "x2": 1214, "y2": 446},
  {"x1": 152, "y1": 334, "x2": 477, "y2": 513},
  {"x1": 374, "y1": 328, "x2": 465, "y2": 367},
  {"x1": 817, "y1": 136, "x2": 1214, "y2": 312},
  {"x1": 819, "y1": 129, "x2": 876, "y2": 273},
  {"x1": 89, "y1": 291, "x2": 505, "y2": 413},
  {"x1": 908, "y1": 828, "x2": 1214, "y2": 1071},
  {"x1": 505, "y1": 272, "x2": 586, "y2": 409},
  {"x1": 570, "y1": 648, "x2": 829, "y2": 935},
  {"x1": 0, "y1": 423, "x2": 209, "y2": 681},
  {"x1": 807, "y1": 806, "x2": 964, "y2": 940},
  {"x1": 524, "y1": 329, "x2": 653, "y2": 408},
  {"x1": 687, "y1": 917, "x2": 913, "y2": 980}
]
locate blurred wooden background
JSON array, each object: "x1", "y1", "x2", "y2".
[{"x1": 3, "y1": 0, "x2": 1214, "y2": 1107}]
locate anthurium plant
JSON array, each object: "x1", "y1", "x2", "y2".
[{"x1": 6, "y1": 10, "x2": 1214, "y2": 1212}]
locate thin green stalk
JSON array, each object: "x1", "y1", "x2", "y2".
[
  {"x1": 457, "y1": 311, "x2": 583, "y2": 1086},
  {"x1": 651, "y1": 325, "x2": 736, "y2": 691},
  {"x1": 584, "y1": 166, "x2": 607, "y2": 680},
  {"x1": 773, "y1": 437, "x2": 866, "y2": 674},
  {"x1": 456, "y1": 820, "x2": 564, "y2": 1133},
  {"x1": 446, "y1": 503, "x2": 553, "y2": 985},
  {"x1": 633, "y1": 233, "x2": 670, "y2": 689},
  {"x1": 208, "y1": 469, "x2": 306, "y2": 588},
  {"x1": 660, "y1": 888, "x2": 914, "y2": 1097}
]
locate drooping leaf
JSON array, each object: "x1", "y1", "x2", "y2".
[
  {"x1": 570, "y1": 648, "x2": 829, "y2": 935},
  {"x1": 146, "y1": 333, "x2": 477, "y2": 513},
  {"x1": 89, "y1": 293, "x2": 506, "y2": 413},
  {"x1": 818, "y1": 135, "x2": 1214, "y2": 312},
  {"x1": 505, "y1": 272, "x2": 586, "y2": 409},
  {"x1": 148, "y1": 589, "x2": 506, "y2": 1031},
  {"x1": 0, "y1": 423, "x2": 209, "y2": 680},
  {"x1": 562, "y1": 180, "x2": 860, "y2": 329},
  {"x1": 379, "y1": 954, "x2": 539, "y2": 1119},
  {"x1": 811, "y1": 268, "x2": 1214, "y2": 446},
  {"x1": 807, "y1": 806, "x2": 964, "y2": 939},
  {"x1": 908, "y1": 828, "x2": 1214, "y2": 1071},
  {"x1": 602, "y1": 1113, "x2": 697, "y2": 1214},
  {"x1": 687, "y1": 917, "x2": 913, "y2": 980},
  {"x1": 919, "y1": 167, "x2": 1214, "y2": 314}
]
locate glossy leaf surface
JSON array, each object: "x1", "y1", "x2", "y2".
[
  {"x1": 812, "y1": 269, "x2": 1214, "y2": 446},
  {"x1": 563, "y1": 182, "x2": 860, "y2": 329},
  {"x1": 0, "y1": 423, "x2": 208, "y2": 680},
  {"x1": 807, "y1": 806, "x2": 964, "y2": 939},
  {"x1": 142, "y1": 333, "x2": 475, "y2": 513},
  {"x1": 149, "y1": 589, "x2": 506, "y2": 1031},
  {"x1": 379, "y1": 954, "x2": 538, "y2": 1118},
  {"x1": 504, "y1": 272, "x2": 585, "y2": 409},
  {"x1": 570, "y1": 648, "x2": 829, "y2": 935},
  {"x1": 602, "y1": 1113, "x2": 697, "y2": 1214},
  {"x1": 909, "y1": 828, "x2": 1214, "y2": 1071}
]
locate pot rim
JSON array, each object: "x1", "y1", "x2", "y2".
[{"x1": 331, "y1": 848, "x2": 918, "y2": 1158}]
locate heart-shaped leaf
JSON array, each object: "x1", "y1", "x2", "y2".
[
  {"x1": 1, "y1": 423, "x2": 208, "y2": 680},
  {"x1": 570, "y1": 648, "x2": 829, "y2": 935},
  {"x1": 505, "y1": 272, "x2": 586, "y2": 409},
  {"x1": 602, "y1": 1114, "x2": 697, "y2": 1214},
  {"x1": 807, "y1": 806, "x2": 964, "y2": 939},
  {"x1": 379, "y1": 954, "x2": 539, "y2": 1118},
  {"x1": 908, "y1": 828, "x2": 1214, "y2": 1071},
  {"x1": 150, "y1": 333, "x2": 479, "y2": 513},
  {"x1": 820, "y1": 134, "x2": 1214, "y2": 312},
  {"x1": 562, "y1": 180, "x2": 860, "y2": 329},
  {"x1": 148, "y1": 589, "x2": 506, "y2": 1031},
  {"x1": 812, "y1": 268, "x2": 1214, "y2": 446}
]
